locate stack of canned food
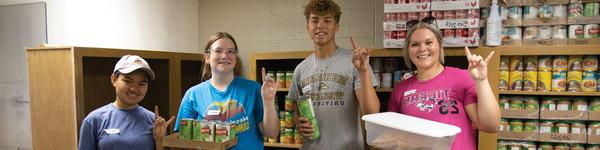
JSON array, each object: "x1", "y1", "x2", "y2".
[
  {"x1": 178, "y1": 119, "x2": 236, "y2": 142},
  {"x1": 265, "y1": 97, "x2": 303, "y2": 145},
  {"x1": 499, "y1": 119, "x2": 539, "y2": 133},
  {"x1": 266, "y1": 70, "x2": 293, "y2": 89},
  {"x1": 497, "y1": 140, "x2": 597, "y2": 150},
  {"x1": 568, "y1": 2, "x2": 600, "y2": 40},
  {"x1": 499, "y1": 96, "x2": 600, "y2": 112},
  {"x1": 370, "y1": 57, "x2": 414, "y2": 89},
  {"x1": 499, "y1": 55, "x2": 599, "y2": 92}
]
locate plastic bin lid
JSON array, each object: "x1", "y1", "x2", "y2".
[{"x1": 361, "y1": 112, "x2": 461, "y2": 138}]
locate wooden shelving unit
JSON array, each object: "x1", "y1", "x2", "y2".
[
  {"x1": 263, "y1": 143, "x2": 302, "y2": 148},
  {"x1": 27, "y1": 46, "x2": 203, "y2": 150},
  {"x1": 499, "y1": 91, "x2": 600, "y2": 96}
]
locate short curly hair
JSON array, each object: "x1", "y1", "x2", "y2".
[{"x1": 304, "y1": 0, "x2": 342, "y2": 23}]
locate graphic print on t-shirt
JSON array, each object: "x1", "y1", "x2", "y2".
[
  {"x1": 402, "y1": 89, "x2": 460, "y2": 114},
  {"x1": 203, "y1": 99, "x2": 250, "y2": 133},
  {"x1": 299, "y1": 72, "x2": 348, "y2": 107}
]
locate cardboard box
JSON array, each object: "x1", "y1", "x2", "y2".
[
  {"x1": 540, "y1": 110, "x2": 588, "y2": 120},
  {"x1": 431, "y1": 0, "x2": 479, "y2": 11},
  {"x1": 383, "y1": 39, "x2": 405, "y2": 49},
  {"x1": 384, "y1": 3, "x2": 430, "y2": 13},
  {"x1": 523, "y1": 39, "x2": 568, "y2": 46},
  {"x1": 568, "y1": 16, "x2": 600, "y2": 24},
  {"x1": 568, "y1": 39, "x2": 600, "y2": 45},
  {"x1": 502, "y1": 19, "x2": 522, "y2": 27},
  {"x1": 523, "y1": 0, "x2": 569, "y2": 5},
  {"x1": 162, "y1": 133, "x2": 237, "y2": 150},
  {"x1": 443, "y1": 37, "x2": 480, "y2": 47},
  {"x1": 538, "y1": 133, "x2": 587, "y2": 143},
  {"x1": 589, "y1": 111, "x2": 600, "y2": 121},
  {"x1": 522, "y1": 17, "x2": 568, "y2": 26},
  {"x1": 362, "y1": 112, "x2": 461, "y2": 150},
  {"x1": 498, "y1": 131, "x2": 539, "y2": 141},
  {"x1": 501, "y1": 109, "x2": 539, "y2": 119},
  {"x1": 589, "y1": 134, "x2": 600, "y2": 144}
]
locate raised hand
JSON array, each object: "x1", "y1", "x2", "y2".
[
  {"x1": 261, "y1": 67, "x2": 278, "y2": 102},
  {"x1": 465, "y1": 47, "x2": 495, "y2": 81},
  {"x1": 351, "y1": 36, "x2": 373, "y2": 72},
  {"x1": 153, "y1": 106, "x2": 175, "y2": 141}
]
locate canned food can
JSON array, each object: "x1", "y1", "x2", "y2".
[
  {"x1": 567, "y1": 70, "x2": 583, "y2": 92},
  {"x1": 431, "y1": 11, "x2": 444, "y2": 20},
  {"x1": 215, "y1": 122, "x2": 232, "y2": 142},
  {"x1": 554, "y1": 5, "x2": 568, "y2": 17},
  {"x1": 509, "y1": 71, "x2": 524, "y2": 91},
  {"x1": 552, "y1": 70, "x2": 567, "y2": 92},
  {"x1": 384, "y1": 58, "x2": 398, "y2": 73},
  {"x1": 538, "y1": 26, "x2": 552, "y2": 40},
  {"x1": 467, "y1": 9, "x2": 479, "y2": 19},
  {"x1": 591, "y1": 97, "x2": 600, "y2": 112},
  {"x1": 590, "y1": 121, "x2": 600, "y2": 135},
  {"x1": 286, "y1": 71, "x2": 293, "y2": 88},
  {"x1": 584, "y1": 24, "x2": 599, "y2": 38},
  {"x1": 497, "y1": 140, "x2": 508, "y2": 150},
  {"x1": 509, "y1": 119, "x2": 524, "y2": 132},
  {"x1": 557, "y1": 99, "x2": 572, "y2": 111},
  {"x1": 444, "y1": 10, "x2": 456, "y2": 19},
  {"x1": 553, "y1": 55, "x2": 568, "y2": 71},
  {"x1": 443, "y1": 29, "x2": 455, "y2": 38},
  {"x1": 279, "y1": 128, "x2": 293, "y2": 144},
  {"x1": 267, "y1": 71, "x2": 276, "y2": 80},
  {"x1": 539, "y1": 120, "x2": 555, "y2": 133},
  {"x1": 583, "y1": 55, "x2": 598, "y2": 71},
  {"x1": 381, "y1": 73, "x2": 392, "y2": 88},
  {"x1": 499, "y1": 96, "x2": 510, "y2": 110},
  {"x1": 179, "y1": 118, "x2": 194, "y2": 140},
  {"x1": 276, "y1": 71, "x2": 286, "y2": 88},
  {"x1": 538, "y1": 56, "x2": 553, "y2": 71},
  {"x1": 510, "y1": 56, "x2": 524, "y2": 71},
  {"x1": 456, "y1": 29, "x2": 468, "y2": 38},
  {"x1": 555, "y1": 143, "x2": 569, "y2": 150},
  {"x1": 386, "y1": 13, "x2": 395, "y2": 22},
  {"x1": 510, "y1": 97, "x2": 524, "y2": 110},
  {"x1": 568, "y1": 55, "x2": 584, "y2": 71},
  {"x1": 499, "y1": 70, "x2": 509, "y2": 91},
  {"x1": 537, "y1": 70, "x2": 552, "y2": 92},
  {"x1": 524, "y1": 96, "x2": 539, "y2": 110},
  {"x1": 569, "y1": 3, "x2": 584, "y2": 17},
  {"x1": 284, "y1": 96, "x2": 295, "y2": 111},
  {"x1": 569, "y1": 25, "x2": 584, "y2": 39},
  {"x1": 523, "y1": 26, "x2": 539, "y2": 39},
  {"x1": 524, "y1": 120, "x2": 539, "y2": 132},
  {"x1": 555, "y1": 121, "x2": 570, "y2": 133},
  {"x1": 393, "y1": 70, "x2": 403, "y2": 84},
  {"x1": 371, "y1": 58, "x2": 383, "y2": 72},
  {"x1": 572, "y1": 97, "x2": 588, "y2": 111},
  {"x1": 552, "y1": 25, "x2": 568, "y2": 39},
  {"x1": 507, "y1": 6, "x2": 522, "y2": 19},
  {"x1": 192, "y1": 120, "x2": 202, "y2": 141},
  {"x1": 200, "y1": 120, "x2": 216, "y2": 142},
  {"x1": 408, "y1": 12, "x2": 419, "y2": 20},
  {"x1": 538, "y1": 142, "x2": 553, "y2": 150},
  {"x1": 539, "y1": 5, "x2": 554, "y2": 18},
  {"x1": 584, "y1": 2, "x2": 600, "y2": 16},
  {"x1": 570, "y1": 143, "x2": 586, "y2": 150},
  {"x1": 297, "y1": 95, "x2": 320, "y2": 140},
  {"x1": 522, "y1": 142, "x2": 537, "y2": 150},
  {"x1": 398, "y1": 12, "x2": 408, "y2": 21},
  {"x1": 583, "y1": 70, "x2": 598, "y2": 92},
  {"x1": 294, "y1": 129, "x2": 303, "y2": 144},
  {"x1": 501, "y1": 7, "x2": 508, "y2": 19},
  {"x1": 524, "y1": 56, "x2": 538, "y2": 71},
  {"x1": 500, "y1": 56, "x2": 510, "y2": 71},
  {"x1": 456, "y1": 9, "x2": 467, "y2": 19},
  {"x1": 503, "y1": 27, "x2": 522, "y2": 40},
  {"x1": 523, "y1": 6, "x2": 538, "y2": 19},
  {"x1": 541, "y1": 97, "x2": 556, "y2": 111},
  {"x1": 523, "y1": 71, "x2": 538, "y2": 91}
]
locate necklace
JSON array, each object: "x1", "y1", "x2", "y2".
[{"x1": 313, "y1": 50, "x2": 336, "y2": 91}]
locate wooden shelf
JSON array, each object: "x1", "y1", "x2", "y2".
[
  {"x1": 277, "y1": 88, "x2": 394, "y2": 92},
  {"x1": 277, "y1": 88, "x2": 289, "y2": 92},
  {"x1": 494, "y1": 45, "x2": 600, "y2": 56},
  {"x1": 264, "y1": 143, "x2": 302, "y2": 148},
  {"x1": 499, "y1": 91, "x2": 600, "y2": 96}
]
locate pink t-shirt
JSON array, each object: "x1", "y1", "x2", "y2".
[{"x1": 388, "y1": 67, "x2": 478, "y2": 150}]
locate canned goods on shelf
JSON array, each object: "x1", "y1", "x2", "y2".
[
  {"x1": 510, "y1": 56, "x2": 524, "y2": 71},
  {"x1": 523, "y1": 26, "x2": 539, "y2": 40},
  {"x1": 583, "y1": 55, "x2": 598, "y2": 71},
  {"x1": 552, "y1": 25, "x2": 568, "y2": 39},
  {"x1": 500, "y1": 56, "x2": 510, "y2": 71},
  {"x1": 556, "y1": 98, "x2": 572, "y2": 111},
  {"x1": 590, "y1": 97, "x2": 600, "y2": 112},
  {"x1": 537, "y1": 70, "x2": 552, "y2": 92},
  {"x1": 539, "y1": 5, "x2": 554, "y2": 18},
  {"x1": 572, "y1": 97, "x2": 588, "y2": 111},
  {"x1": 584, "y1": 24, "x2": 599, "y2": 39},
  {"x1": 538, "y1": 56, "x2": 553, "y2": 71},
  {"x1": 509, "y1": 119, "x2": 523, "y2": 132},
  {"x1": 569, "y1": 25, "x2": 584, "y2": 39},
  {"x1": 551, "y1": 70, "x2": 567, "y2": 92},
  {"x1": 583, "y1": 70, "x2": 598, "y2": 92},
  {"x1": 569, "y1": 3, "x2": 584, "y2": 17},
  {"x1": 509, "y1": 71, "x2": 524, "y2": 91},
  {"x1": 539, "y1": 26, "x2": 553, "y2": 40},
  {"x1": 523, "y1": 71, "x2": 538, "y2": 91},
  {"x1": 554, "y1": 5, "x2": 568, "y2": 17},
  {"x1": 568, "y1": 55, "x2": 584, "y2": 71},
  {"x1": 567, "y1": 70, "x2": 583, "y2": 92},
  {"x1": 553, "y1": 55, "x2": 568, "y2": 71},
  {"x1": 541, "y1": 97, "x2": 556, "y2": 111},
  {"x1": 523, "y1": 6, "x2": 538, "y2": 19},
  {"x1": 499, "y1": 70, "x2": 509, "y2": 91},
  {"x1": 584, "y1": 2, "x2": 600, "y2": 16}
]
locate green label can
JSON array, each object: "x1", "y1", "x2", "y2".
[
  {"x1": 192, "y1": 119, "x2": 202, "y2": 141},
  {"x1": 297, "y1": 95, "x2": 320, "y2": 140},
  {"x1": 510, "y1": 97, "x2": 524, "y2": 110},
  {"x1": 510, "y1": 119, "x2": 523, "y2": 132},
  {"x1": 524, "y1": 120, "x2": 538, "y2": 133},
  {"x1": 179, "y1": 118, "x2": 194, "y2": 140},
  {"x1": 215, "y1": 122, "x2": 232, "y2": 142},
  {"x1": 591, "y1": 97, "x2": 600, "y2": 112},
  {"x1": 584, "y1": 2, "x2": 599, "y2": 17},
  {"x1": 524, "y1": 96, "x2": 539, "y2": 110},
  {"x1": 200, "y1": 120, "x2": 215, "y2": 142}
]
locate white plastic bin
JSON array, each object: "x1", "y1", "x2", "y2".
[{"x1": 361, "y1": 112, "x2": 461, "y2": 150}]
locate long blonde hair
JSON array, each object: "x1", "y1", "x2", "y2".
[
  {"x1": 402, "y1": 23, "x2": 445, "y2": 69},
  {"x1": 201, "y1": 32, "x2": 243, "y2": 81}
]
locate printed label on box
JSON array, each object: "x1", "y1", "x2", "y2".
[
  {"x1": 431, "y1": 0, "x2": 479, "y2": 11},
  {"x1": 436, "y1": 19, "x2": 480, "y2": 29},
  {"x1": 384, "y1": 3, "x2": 430, "y2": 13},
  {"x1": 443, "y1": 37, "x2": 480, "y2": 47}
]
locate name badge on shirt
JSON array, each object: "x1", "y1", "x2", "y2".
[
  {"x1": 302, "y1": 85, "x2": 311, "y2": 94},
  {"x1": 404, "y1": 89, "x2": 416, "y2": 96},
  {"x1": 207, "y1": 109, "x2": 221, "y2": 116},
  {"x1": 104, "y1": 128, "x2": 120, "y2": 135}
]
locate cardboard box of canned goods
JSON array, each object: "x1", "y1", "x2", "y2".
[
  {"x1": 162, "y1": 133, "x2": 237, "y2": 150},
  {"x1": 361, "y1": 112, "x2": 461, "y2": 150}
]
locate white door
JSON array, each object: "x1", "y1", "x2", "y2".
[{"x1": 0, "y1": 2, "x2": 46, "y2": 150}]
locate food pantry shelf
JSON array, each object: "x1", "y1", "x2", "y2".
[
  {"x1": 264, "y1": 143, "x2": 303, "y2": 148},
  {"x1": 499, "y1": 91, "x2": 600, "y2": 96}
]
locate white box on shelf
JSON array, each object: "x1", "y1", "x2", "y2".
[
  {"x1": 383, "y1": 21, "x2": 409, "y2": 31},
  {"x1": 384, "y1": 3, "x2": 430, "y2": 13},
  {"x1": 361, "y1": 112, "x2": 461, "y2": 150},
  {"x1": 383, "y1": 39, "x2": 405, "y2": 48},
  {"x1": 436, "y1": 19, "x2": 480, "y2": 29},
  {"x1": 431, "y1": 0, "x2": 479, "y2": 11}
]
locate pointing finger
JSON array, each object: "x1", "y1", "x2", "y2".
[
  {"x1": 464, "y1": 46, "x2": 472, "y2": 59},
  {"x1": 351, "y1": 36, "x2": 358, "y2": 50},
  {"x1": 154, "y1": 105, "x2": 159, "y2": 119},
  {"x1": 262, "y1": 67, "x2": 267, "y2": 83},
  {"x1": 484, "y1": 51, "x2": 495, "y2": 63},
  {"x1": 166, "y1": 116, "x2": 176, "y2": 126}
]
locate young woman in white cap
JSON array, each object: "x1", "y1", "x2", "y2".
[
  {"x1": 173, "y1": 32, "x2": 279, "y2": 149},
  {"x1": 78, "y1": 55, "x2": 173, "y2": 150}
]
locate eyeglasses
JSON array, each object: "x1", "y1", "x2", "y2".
[
  {"x1": 208, "y1": 48, "x2": 238, "y2": 55},
  {"x1": 406, "y1": 16, "x2": 437, "y2": 30}
]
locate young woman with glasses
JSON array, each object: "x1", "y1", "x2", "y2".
[
  {"x1": 387, "y1": 20, "x2": 500, "y2": 150},
  {"x1": 172, "y1": 32, "x2": 280, "y2": 149}
]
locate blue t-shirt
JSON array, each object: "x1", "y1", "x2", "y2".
[
  {"x1": 78, "y1": 103, "x2": 155, "y2": 150},
  {"x1": 174, "y1": 76, "x2": 265, "y2": 150}
]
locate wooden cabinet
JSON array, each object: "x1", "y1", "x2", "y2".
[
  {"x1": 248, "y1": 47, "x2": 498, "y2": 149},
  {"x1": 27, "y1": 46, "x2": 203, "y2": 150}
]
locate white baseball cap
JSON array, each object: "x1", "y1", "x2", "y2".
[{"x1": 113, "y1": 55, "x2": 155, "y2": 80}]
